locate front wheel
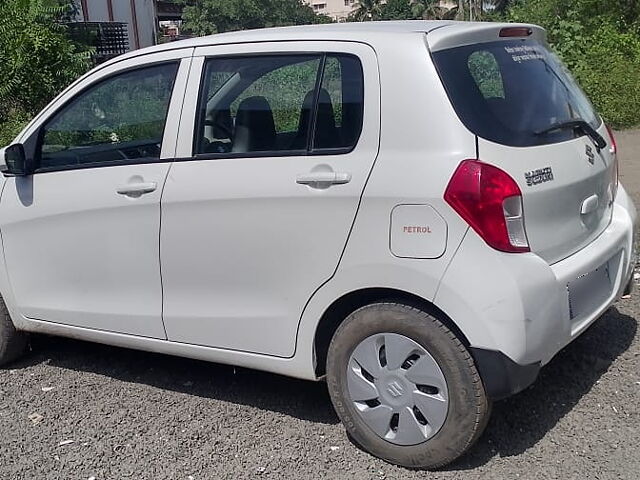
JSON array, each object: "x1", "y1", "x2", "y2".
[
  {"x1": 326, "y1": 302, "x2": 490, "y2": 469},
  {"x1": 0, "y1": 295, "x2": 27, "y2": 366}
]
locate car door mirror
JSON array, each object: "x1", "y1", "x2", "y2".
[{"x1": 1, "y1": 143, "x2": 31, "y2": 176}]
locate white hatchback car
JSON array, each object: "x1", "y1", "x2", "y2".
[{"x1": 0, "y1": 21, "x2": 636, "y2": 468}]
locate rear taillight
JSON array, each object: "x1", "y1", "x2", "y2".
[
  {"x1": 605, "y1": 124, "x2": 617, "y2": 155},
  {"x1": 605, "y1": 125, "x2": 619, "y2": 199},
  {"x1": 445, "y1": 159, "x2": 530, "y2": 253}
]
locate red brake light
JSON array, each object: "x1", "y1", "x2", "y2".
[
  {"x1": 445, "y1": 160, "x2": 530, "y2": 253},
  {"x1": 499, "y1": 27, "x2": 533, "y2": 38},
  {"x1": 605, "y1": 125, "x2": 619, "y2": 199},
  {"x1": 605, "y1": 124, "x2": 617, "y2": 155}
]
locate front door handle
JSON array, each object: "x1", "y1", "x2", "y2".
[
  {"x1": 117, "y1": 182, "x2": 157, "y2": 197},
  {"x1": 296, "y1": 171, "x2": 352, "y2": 187}
]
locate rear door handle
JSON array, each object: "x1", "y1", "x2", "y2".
[
  {"x1": 296, "y1": 172, "x2": 351, "y2": 186},
  {"x1": 117, "y1": 182, "x2": 157, "y2": 196}
]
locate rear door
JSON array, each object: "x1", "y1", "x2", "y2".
[
  {"x1": 432, "y1": 35, "x2": 616, "y2": 264},
  {"x1": 161, "y1": 42, "x2": 380, "y2": 357}
]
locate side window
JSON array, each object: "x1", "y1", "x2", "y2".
[
  {"x1": 314, "y1": 54, "x2": 364, "y2": 151},
  {"x1": 38, "y1": 63, "x2": 178, "y2": 170},
  {"x1": 468, "y1": 51, "x2": 505, "y2": 99},
  {"x1": 230, "y1": 58, "x2": 321, "y2": 143},
  {"x1": 195, "y1": 53, "x2": 364, "y2": 156},
  {"x1": 196, "y1": 55, "x2": 322, "y2": 155}
]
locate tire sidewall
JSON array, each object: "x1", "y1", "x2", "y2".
[
  {"x1": 326, "y1": 303, "x2": 487, "y2": 469},
  {"x1": 0, "y1": 295, "x2": 27, "y2": 366}
]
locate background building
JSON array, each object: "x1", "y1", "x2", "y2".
[
  {"x1": 73, "y1": 0, "x2": 158, "y2": 51},
  {"x1": 69, "y1": 0, "x2": 463, "y2": 60},
  {"x1": 303, "y1": 0, "x2": 458, "y2": 22},
  {"x1": 304, "y1": 0, "x2": 357, "y2": 21}
]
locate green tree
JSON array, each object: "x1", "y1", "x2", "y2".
[
  {"x1": 350, "y1": 0, "x2": 384, "y2": 21},
  {"x1": 487, "y1": 0, "x2": 512, "y2": 12},
  {"x1": 507, "y1": 0, "x2": 640, "y2": 33},
  {"x1": 180, "y1": 0, "x2": 331, "y2": 36},
  {"x1": 502, "y1": 0, "x2": 640, "y2": 127},
  {"x1": 411, "y1": 0, "x2": 457, "y2": 20},
  {"x1": 379, "y1": 0, "x2": 414, "y2": 20},
  {"x1": 0, "y1": 0, "x2": 91, "y2": 145}
]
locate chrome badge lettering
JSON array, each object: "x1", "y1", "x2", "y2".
[
  {"x1": 525, "y1": 167, "x2": 554, "y2": 186},
  {"x1": 586, "y1": 145, "x2": 595, "y2": 165}
]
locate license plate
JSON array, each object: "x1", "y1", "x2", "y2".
[{"x1": 567, "y1": 261, "x2": 612, "y2": 320}]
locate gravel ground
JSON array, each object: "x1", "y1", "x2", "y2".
[{"x1": 1, "y1": 131, "x2": 639, "y2": 480}]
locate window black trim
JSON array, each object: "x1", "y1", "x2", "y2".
[
  {"x1": 33, "y1": 61, "x2": 180, "y2": 174},
  {"x1": 307, "y1": 54, "x2": 327, "y2": 152},
  {"x1": 32, "y1": 157, "x2": 173, "y2": 175},
  {"x1": 193, "y1": 150, "x2": 308, "y2": 161},
  {"x1": 186, "y1": 145, "x2": 356, "y2": 163},
  {"x1": 192, "y1": 55, "x2": 214, "y2": 158},
  {"x1": 29, "y1": 144, "x2": 363, "y2": 174}
]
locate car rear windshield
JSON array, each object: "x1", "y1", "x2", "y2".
[{"x1": 432, "y1": 39, "x2": 601, "y2": 147}]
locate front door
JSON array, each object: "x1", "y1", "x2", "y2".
[
  {"x1": 0, "y1": 59, "x2": 185, "y2": 338},
  {"x1": 161, "y1": 42, "x2": 380, "y2": 356}
]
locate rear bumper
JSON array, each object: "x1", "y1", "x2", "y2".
[{"x1": 435, "y1": 184, "x2": 636, "y2": 398}]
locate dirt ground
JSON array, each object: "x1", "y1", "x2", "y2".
[
  {"x1": 617, "y1": 129, "x2": 640, "y2": 204},
  {"x1": 0, "y1": 131, "x2": 639, "y2": 480}
]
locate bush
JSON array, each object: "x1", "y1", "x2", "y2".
[
  {"x1": 0, "y1": 111, "x2": 32, "y2": 147},
  {"x1": 572, "y1": 25, "x2": 640, "y2": 128},
  {"x1": 0, "y1": 0, "x2": 91, "y2": 146},
  {"x1": 506, "y1": 0, "x2": 640, "y2": 128},
  {"x1": 181, "y1": 0, "x2": 331, "y2": 35}
]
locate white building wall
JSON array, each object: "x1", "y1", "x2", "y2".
[{"x1": 304, "y1": 0, "x2": 357, "y2": 21}]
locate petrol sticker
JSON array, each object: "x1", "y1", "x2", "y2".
[
  {"x1": 403, "y1": 226, "x2": 432, "y2": 234},
  {"x1": 524, "y1": 167, "x2": 554, "y2": 186}
]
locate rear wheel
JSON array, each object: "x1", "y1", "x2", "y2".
[
  {"x1": 326, "y1": 302, "x2": 490, "y2": 469},
  {"x1": 0, "y1": 295, "x2": 27, "y2": 366}
]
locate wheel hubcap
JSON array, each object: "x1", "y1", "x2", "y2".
[{"x1": 346, "y1": 333, "x2": 449, "y2": 446}]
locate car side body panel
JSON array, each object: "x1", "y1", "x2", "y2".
[{"x1": 1, "y1": 22, "x2": 636, "y2": 387}]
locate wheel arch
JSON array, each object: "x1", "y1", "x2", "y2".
[{"x1": 313, "y1": 287, "x2": 471, "y2": 377}]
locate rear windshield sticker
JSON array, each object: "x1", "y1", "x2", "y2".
[{"x1": 505, "y1": 45, "x2": 545, "y2": 63}]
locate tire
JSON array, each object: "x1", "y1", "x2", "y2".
[
  {"x1": 326, "y1": 302, "x2": 490, "y2": 469},
  {"x1": 0, "y1": 295, "x2": 27, "y2": 366}
]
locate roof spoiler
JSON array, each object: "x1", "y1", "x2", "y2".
[{"x1": 426, "y1": 23, "x2": 546, "y2": 52}]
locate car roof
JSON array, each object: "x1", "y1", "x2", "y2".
[
  {"x1": 207, "y1": 20, "x2": 458, "y2": 39},
  {"x1": 102, "y1": 20, "x2": 544, "y2": 67},
  {"x1": 104, "y1": 21, "x2": 456, "y2": 64}
]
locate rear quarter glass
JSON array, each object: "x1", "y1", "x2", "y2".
[{"x1": 432, "y1": 39, "x2": 601, "y2": 147}]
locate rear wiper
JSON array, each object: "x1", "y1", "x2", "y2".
[{"x1": 534, "y1": 119, "x2": 607, "y2": 150}]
